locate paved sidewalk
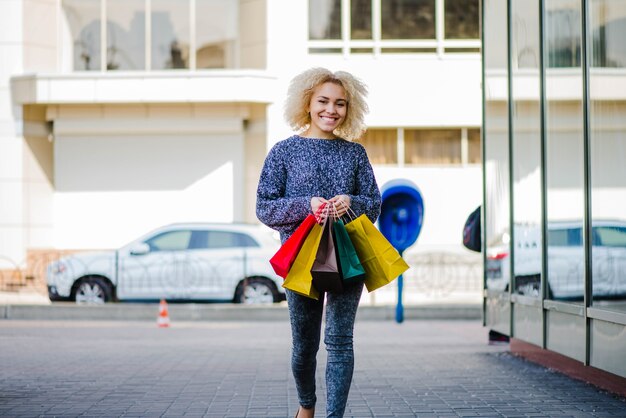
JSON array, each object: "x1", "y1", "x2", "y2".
[{"x1": 1, "y1": 319, "x2": 624, "y2": 417}]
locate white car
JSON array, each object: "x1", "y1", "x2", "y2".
[
  {"x1": 47, "y1": 223, "x2": 286, "y2": 304},
  {"x1": 486, "y1": 220, "x2": 626, "y2": 299}
]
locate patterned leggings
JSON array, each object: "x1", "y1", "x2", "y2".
[{"x1": 286, "y1": 282, "x2": 364, "y2": 418}]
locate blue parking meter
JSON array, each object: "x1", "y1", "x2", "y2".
[{"x1": 379, "y1": 179, "x2": 424, "y2": 323}]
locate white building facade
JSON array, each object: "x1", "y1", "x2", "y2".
[{"x1": 1, "y1": 0, "x2": 482, "y2": 294}]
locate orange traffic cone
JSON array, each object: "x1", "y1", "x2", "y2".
[{"x1": 157, "y1": 299, "x2": 170, "y2": 328}]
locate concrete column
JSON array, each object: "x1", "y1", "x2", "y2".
[
  {"x1": 0, "y1": 0, "x2": 26, "y2": 267},
  {"x1": 0, "y1": 0, "x2": 57, "y2": 270}
]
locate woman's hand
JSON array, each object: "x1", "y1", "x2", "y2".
[
  {"x1": 311, "y1": 197, "x2": 329, "y2": 221},
  {"x1": 329, "y1": 195, "x2": 351, "y2": 218}
]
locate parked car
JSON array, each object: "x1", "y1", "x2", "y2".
[
  {"x1": 47, "y1": 223, "x2": 286, "y2": 304},
  {"x1": 486, "y1": 220, "x2": 626, "y2": 299}
]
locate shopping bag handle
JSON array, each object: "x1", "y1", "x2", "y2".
[
  {"x1": 314, "y1": 202, "x2": 332, "y2": 225},
  {"x1": 337, "y1": 199, "x2": 358, "y2": 222}
]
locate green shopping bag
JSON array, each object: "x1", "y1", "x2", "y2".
[
  {"x1": 345, "y1": 214, "x2": 410, "y2": 292},
  {"x1": 332, "y1": 219, "x2": 366, "y2": 284}
]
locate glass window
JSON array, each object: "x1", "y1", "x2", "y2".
[
  {"x1": 107, "y1": 0, "x2": 146, "y2": 70},
  {"x1": 239, "y1": 234, "x2": 260, "y2": 247},
  {"x1": 309, "y1": 48, "x2": 343, "y2": 54},
  {"x1": 146, "y1": 231, "x2": 192, "y2": 252},
  {"x1": 351, "y1": 0, "x2": 372, "y2": 40},
  {"x1": 405, "y1": 129, "x2": 461, "y2": 165},
  {"x1": 589, "y1": 0, "x2": 626, "y2": 311},
  {"x1": 545, "y1": 2, "x2": 581, "y2": 67},
  {"x1": 309, "y1": 0, "x2": 341, "y2": 40},
  {"x1": 308, "y1": 0, "x2": 480, "y2": 55},
  {"x1": 590, "y1": 0, "x2": 626, "y2": 68},
  {"x1": 548, "y1": 227, "x2": 582, "y2": 247},
  {"x1": 196, "y1": 0, "x2": 238, "y2": 69},
  {"x1": 207, "y1": 231, "x2": 259, "y2": 249},
  {"x1": 445, "y1": 0, "x2": 479, "y2": 39},
  {"x1": 484, "y1": 0, "x2": 508, "y2": 69},
  {"x1": 189, "y1": 231, "x2": 209, "y2": 249},
  {"x1": 359, "y1": 129, "x2": 398, "y2": 165},
  {"x1": 512, "y1": 1, "x2": 541, "y2": 69},
  {"x1": 151, "y1": 0, "x2": 190, "y2": 69},
  {"x1": 594, "y1": 227, "x2": 626, "y2": 248},
  {"x1": 511, "y1": 0, "x2": 542, "y2": 297},
  {"x1": 545, "y1": 0, "x2": 584, "y2": 303},
  {"x1": 381, "y1": 0, "x2": 435, "y2": 39},
  {"x1": 381, "y1": 47, "x2": 436, "y2": 53},
  {"x1": 468, "y1": 128, "x2": 481, "y2": 164},
  {"x1": 62, "y1": 0, "x2": 101, "y2": 71},
  {"x1": 484, "y1": 0, "x2": 511, "y2": 340},
  {"x1": 484, "y1": 101, "x2": 511, "y2": 292}
]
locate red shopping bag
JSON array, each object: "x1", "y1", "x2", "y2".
[{"x1": 270, "y1": 214, "x2": 317, "y2": 278}]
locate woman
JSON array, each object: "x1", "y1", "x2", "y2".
[{"x1": 256, "y1": 67, "x2": 381, "y2": 418}]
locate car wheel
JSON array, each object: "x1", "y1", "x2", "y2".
[
  {"x1": 234, "y1": 277, "x2": 279, "y2": 304},
  {"x1": 74, "y1": 277, "x2": 112, "y2": 304}
]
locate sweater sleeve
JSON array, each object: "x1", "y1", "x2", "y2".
[
  {"x1": 256, "y1": 144, "x2": 311, "y2": 236},
  {"x1": 347, "y1": 145, "x2": 381, "y2": 223}
]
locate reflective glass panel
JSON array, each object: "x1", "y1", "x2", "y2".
[
  {"x1": 511, "y1": 0, "x2": 542, "y2": 297},
  {"x1": 589, "y1": 0, "x2": 626, "y2": 313},
  {"x1": 107, "y1": 0, "x2": 145, "y2": 70},
  {"x1": 484, "y1": 0, "x2": 511, "y2": 338},
  {"x1": 351, "y1": 0, "x2": 372, "y2": 40},
  {"x1": 196, "y1": 0, "x2": 238, "y2": 68},
  {"x1": 445, "y1": 0, "x2": 479, "y2": 39},
  {"x1": 151, "y1": 0, "x2": 190, "y2": 69},
  {"x1": 545, "y1": 0, "x2": 581, "y2": 67},
  {"x1": 62, "y1": 0, "x2": 101, "y2": 71},
  {"x1": 545, "y1": 0, "x2": 584, "y2": 302},
  {"x1": 484, "y1": 0, "x2": 511, "y2": 296},
  {"x1": 309, "y1": 0, "x2": 341, "y2": 40},
  {"x1": 382, "y1": 0, "x2": 435, "y2": 39},
  {"x1": 591, "y1": 0, "x2": 626, "y2": 67}
]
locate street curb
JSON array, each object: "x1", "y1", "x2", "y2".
[{"x1": 0, "y1": 303, "x2": 482, "y2": 321}]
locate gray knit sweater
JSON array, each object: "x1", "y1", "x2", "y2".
[{"x1": 256, "y1": 135, "x2": 381, "y2": 243}]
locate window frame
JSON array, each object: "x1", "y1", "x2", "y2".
[
  {"x1": 361, "y1": 126, "x2": 481, "y2": 166},
  {"x1": 59, "y1": 0, "x2": 239, "y2": 72},
  {"x1": 308, "y1": 0, "x2": 480, "y2": 58}
]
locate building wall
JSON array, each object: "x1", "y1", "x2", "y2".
[
  {"x1": 47, "y1": 103, "x2": 252, "y2": 249},
  {"x1": 2, "y1": 0, "x2": 483, "y2": 283},
  {"x1": 0, "y1": 1, "x2": 25, "y2": 268},
  {"x1": 1, "y1": 0, "x2": 57, "y2": 268}
]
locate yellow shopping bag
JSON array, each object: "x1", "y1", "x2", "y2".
[
  {"x1": 345, "y1": 214, "x2": 410, "y2": 292},
  {"x1": 283, "y1": 222, "x2": 323, "y2": 300}
]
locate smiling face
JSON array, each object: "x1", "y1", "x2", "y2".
[{"x1": 304, "y1": 81, "x2": 347, "y2": 139}]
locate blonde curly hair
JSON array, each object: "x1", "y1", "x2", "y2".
[{"x1": 284, "y1": 67, "x2": 369, "y2": 141}]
